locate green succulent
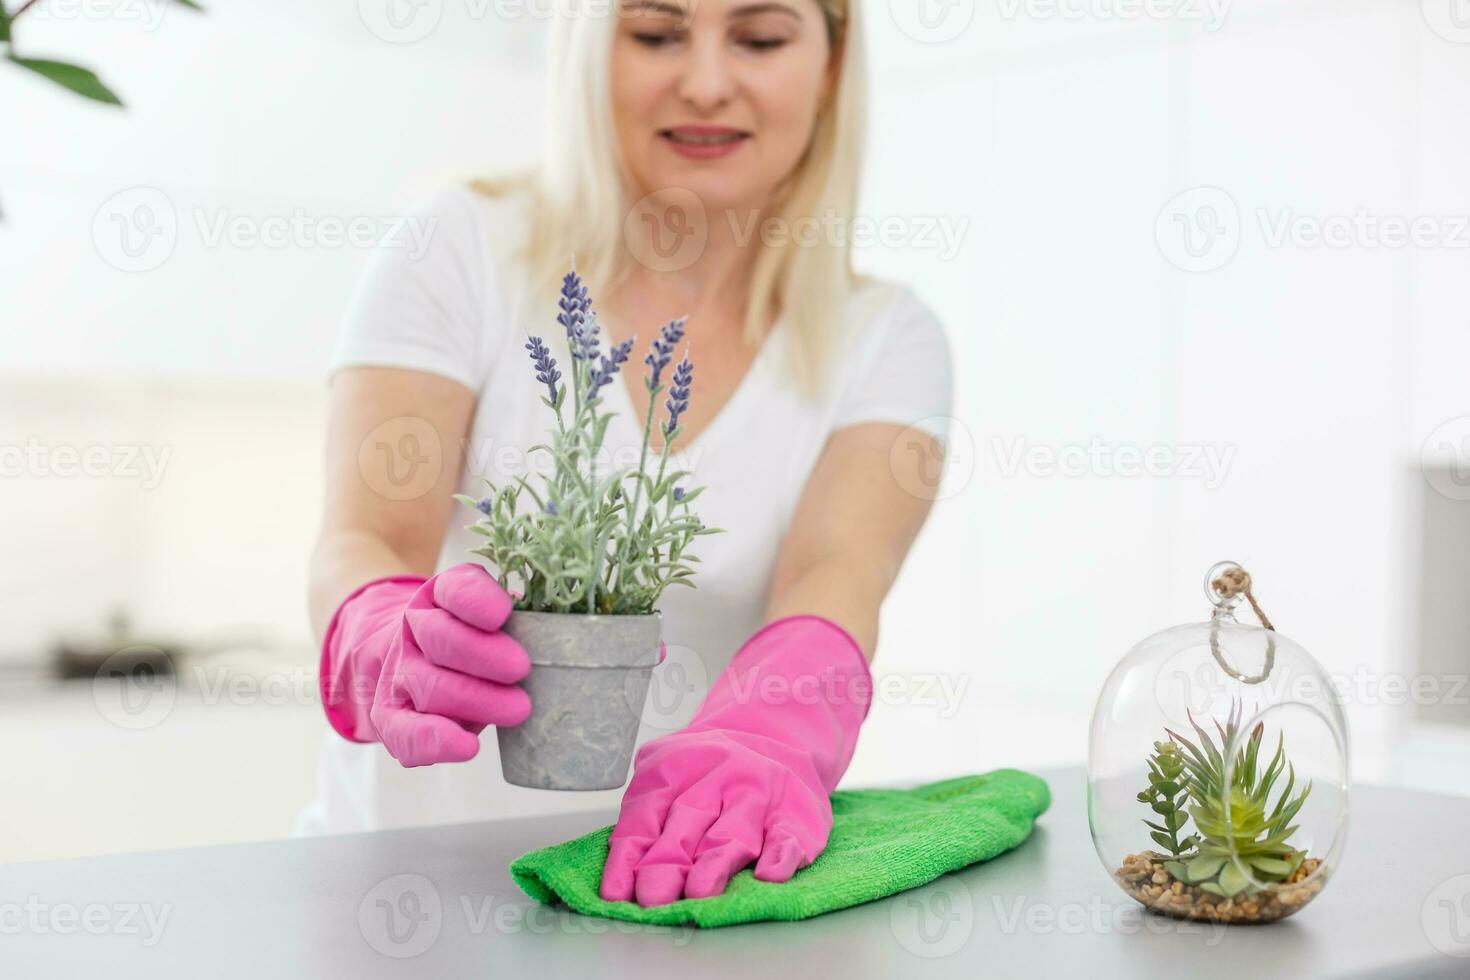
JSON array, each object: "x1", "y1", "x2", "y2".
[
  {"x1": 1136, "y1": 740, "x2": 1199, "y2": 857},
  {"x1": 1159, "y1": 700, "x2": 1313, "y2": 898}
]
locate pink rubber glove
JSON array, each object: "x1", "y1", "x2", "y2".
[
  {"x1": 599, "y1": 614, "x2": 872, "y2": 906},
  {"x1": 318, "y1": 563, "x2": 533, "y2": 767}
]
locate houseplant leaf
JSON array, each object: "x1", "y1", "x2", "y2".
[{"x1": 7, "y1": 56, "x2": 123, "y2": 105}]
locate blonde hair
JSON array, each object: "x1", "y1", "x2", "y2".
[{"x1": 472, "y1": 0, "x2": 867, "y2": 396}]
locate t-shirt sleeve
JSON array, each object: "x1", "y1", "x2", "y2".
[
  {"x1": 831, "y1": 285, "x2": 955, "y2": 441},
  {"x1": 327, "y1": 187, "x2": 494, "y2": 392}
]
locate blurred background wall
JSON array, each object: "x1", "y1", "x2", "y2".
[{"x1": 1, "y1": 0, "x2": 1467, "y2": 862}]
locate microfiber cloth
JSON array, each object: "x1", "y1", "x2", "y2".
[{"x1": 509, "y1": 768, "x2": 1050, "y2": 928}]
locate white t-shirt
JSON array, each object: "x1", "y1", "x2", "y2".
[{"x1": 295, "y1": 184, "x2": 953, "y2": 835}]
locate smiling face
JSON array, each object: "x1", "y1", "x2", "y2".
[{"x1": 611, "y1": 0, "x2": 837, "y2": 214}]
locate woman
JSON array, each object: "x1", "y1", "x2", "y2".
[{"x1": 299, "y1": 0, "x2": 953, "y2": 907}]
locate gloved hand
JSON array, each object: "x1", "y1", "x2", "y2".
[
  {"x1": 599, "y1": 614, "x2": 872, "y2": 906},
  {"x1": 318, "y1": 563, "x2": 533, "y2": 767}
]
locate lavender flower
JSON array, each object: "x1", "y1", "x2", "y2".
[
  {"x1": 524, "y1": 335, "x2": 561, "y2": 403},
  {"x1": 455, "y1": 262, "x2": 720, "y2": 616},
  {"x1": 643, "y1": 317, "x2": 687, "y2": 386},
  {"x1": 556, "y1": 269, "x2": 590, "y2": 347},
  {"x1": 590, "y1": 337, "x2": 635, "y2": 392},
  {"x1": 572, "y1": 308, "x2": 602, "y2": 362},
  {"x1": 664, "y1": 352, "x2": 693, "y2": 437}
]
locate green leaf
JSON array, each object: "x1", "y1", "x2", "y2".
[
  {"x1": 1166, "y1": 729, "x2": 1210, "y2": 773},
  {"x1": 510, "y1": 473, "x2": 546, "y2": 510},
  {"x1": 1163, "y1": 860, "x2": 1190, "y2": 880},
  {"x1": 1241, "y1": 729, "x2": 1261, "y2": 792},
  {"x1": 7, "y1": 56, "x2": 123, "y2": 105},
  {"x1": 172, "y1": 0, "x2": 205, "y2": 9},
  {"x1": 1190, "y1": 714, "x2": 1225, "y2": 775},
  {"x1": 1248, "y1": 856, "x2": 1294, "y2": 877},
  {"x1": 1217, "y1": 860, "x2": 1249, "y2": 896},
  {"x1": 0, "y1": 6, "x2": 11, "y2": 43},
  {"x1": 1267, "y1": 762, "x2": 1297, "y2": 822},
  {"x1": 1185, "y1": 854, "x2": 1226, "y2": 881},
  {"x1": 1149, "y1": 831, "x2": 1175, "y2": 851}
]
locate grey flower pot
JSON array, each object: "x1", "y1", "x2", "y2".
[{"x1": 496, "y1": 610, "x2": 661, "y2": 791}]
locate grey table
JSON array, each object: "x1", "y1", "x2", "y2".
[{"x1": 5, "y1": 767, "x2": 1469, "y2": 978}]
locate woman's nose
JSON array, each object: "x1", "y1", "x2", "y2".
[{"x1": 673, "y1": 38, "x2": 736, "y2": 112}]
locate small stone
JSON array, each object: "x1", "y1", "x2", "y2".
[{"x1": 1113, "y1": 854, "x2": 1327, "y2": 925}]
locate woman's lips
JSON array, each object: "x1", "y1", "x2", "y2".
[{"x1": 660, "y1": 126, "x2": 751, "y2": 160}]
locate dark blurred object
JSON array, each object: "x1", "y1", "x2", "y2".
[{"x1": 51, "y1": 610, "x2": 178, "y2": 681}]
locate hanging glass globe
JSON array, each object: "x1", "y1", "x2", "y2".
[{"x1": 1087, "y1": 562, "x2": 1350, "y2": 923}]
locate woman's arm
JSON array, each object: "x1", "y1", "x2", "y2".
[
  {"x1": 763, "y1": 421, "x2": 945, "y2": 660},
  {"x1": 307, "y1": 365, "x2": 476, "y2": 643}
]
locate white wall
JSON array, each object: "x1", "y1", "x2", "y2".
[
  {"x1": 849, "y1": 0, "x2": 1470, "y2": 789},
  {"x1": 2, "y1": 0, "x2": 1468, "y2": 861}
]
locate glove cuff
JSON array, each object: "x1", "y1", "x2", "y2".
[
  {"x1": 693, "y1": 613, "x2": 874, "y2": 792},
  {"x1": 735, "y1": 613, "x2": 872, "y2": 718},
  {"x1": 318, "y1": 574, "x2": 428, "y2": 743}
]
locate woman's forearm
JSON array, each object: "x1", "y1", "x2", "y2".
[
  {"x1": 761, "y1": 424, "x2": 943, "y2": 664},
  {"x1": 763, "y1": 553, "x2": 888, "y2": 660},
  {"x1": 308, "y1": 528, "x2": 429, "y2": 645},
  {"x1": 308, "y1": 367, "x2": 477, "y2": 645}
]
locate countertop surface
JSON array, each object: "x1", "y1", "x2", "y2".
[{"x1": 6, "y1": 766, "x2": 1470, "y2": 978}]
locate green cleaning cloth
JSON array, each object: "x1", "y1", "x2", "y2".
[{"x1": 509, "y1": 768, "x2": 1050, "y2": 928}]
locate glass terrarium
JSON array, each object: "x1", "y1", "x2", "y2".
[{"x1": 1088, "y1": 562, "x2": 1349, "y2": 923}]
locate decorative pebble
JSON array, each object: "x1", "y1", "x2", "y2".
[{"x1": 1114, "y1": 851, "x2": 1326, "y2": 924}]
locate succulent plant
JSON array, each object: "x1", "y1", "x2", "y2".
[
  {"x1": 1137, "y1": 740, "x2": 1200, "y2": 857},
  {"x1": 1155, "y1": 700, "x2": 1313, "y2": 898}
]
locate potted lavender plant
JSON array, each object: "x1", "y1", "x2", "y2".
[{"x1": 453, "y1": 265, "x2": 721, "y2": 790}]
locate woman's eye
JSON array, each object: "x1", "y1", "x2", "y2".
[
  {"x1": 739, "y1": 36, "x2": 788, "y2": 51},
  {"x1": 632, "y1": 31, "x2": 679, "y2": 47}
]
